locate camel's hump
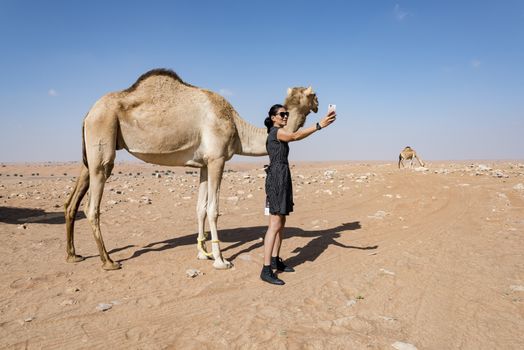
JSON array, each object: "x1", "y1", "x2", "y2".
[{"x1": 124, "y1": 68, "x2": 193, "y2": 92}]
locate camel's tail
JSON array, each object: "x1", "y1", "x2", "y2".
[{"x1": 82, "y1": 122, "x2": 88, "y2": 168}]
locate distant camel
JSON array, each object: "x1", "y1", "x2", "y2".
[
  {"x1": 398, "y1": 146, "x2": 425, "y2": 168},
  {"x1": 64, "y1": 68, "x2": 319, "y2": 270}
]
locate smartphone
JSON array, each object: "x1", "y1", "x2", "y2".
[{"x1": 328, "y1": 104, "x2": 336, "y2": 113}]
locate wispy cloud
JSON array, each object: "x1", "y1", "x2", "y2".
[
  {"x1": 393, "y1": 4, "x2": 409, "y2": 21},
  {"x1": 48, "y1": 89, "x2": 58, "y2": 97},
  {"x1": 219, "y1": 88, "x2": 233, "y2": 97},
  {"x1": 471, "y1": 59, "x2": 481, "y2": 69}
]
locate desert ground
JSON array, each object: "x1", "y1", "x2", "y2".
[{"x1": 0, "y1": 160, "x2": 523, "y2": 349}]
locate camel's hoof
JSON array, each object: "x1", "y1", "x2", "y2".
[
  {"x1": 213, "y1": 259, "x2": 232, "y2": 270},
  {"x1": 197, "y1": 252, "x2": 212, "y2": 260},
  {"x1": 66, "y1": 254, "x2": 84, "y2": 263},
  {"x1": 102, "y1": 261, "x2": 121, "y2": 270}
]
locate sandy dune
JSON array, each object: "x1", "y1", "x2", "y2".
[{"x1": 1, "y1": 161, "x2": 523, "y2": 349}]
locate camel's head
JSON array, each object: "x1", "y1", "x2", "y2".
[{"x1": 283, "y1": 86, "x2": 319, "y2": 132}]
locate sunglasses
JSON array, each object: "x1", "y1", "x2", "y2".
[{"x1": 275, "y1": 111, "x2": 289, "y2": 118}]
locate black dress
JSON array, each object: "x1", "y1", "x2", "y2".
[{"x1": 265, "y1": 126, "x2": 294, "y2": 215}]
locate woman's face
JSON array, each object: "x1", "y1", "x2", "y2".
[{"x1": 272, "y1": 107, "x2": 289, "y2": 127}]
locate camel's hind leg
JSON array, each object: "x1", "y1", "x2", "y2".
[
  {"x1": 206, "y1": 158, "x2": 232, "y2": 269},
  {"x1": 64, "y1": 164, "x2": 90, "y2": 262},
  {"x1": 196, "y1": 166, "x2": 212, "y2": 260},
  {"x1": 86, "y1": 165, "x2": 120, "y2": 270},
  {"x1": 84, "y1": 112, "x2": 120, "y2": 270}
]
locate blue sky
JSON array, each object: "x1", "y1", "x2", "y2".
[{"x1": 1, "y1": 0, "x2": 523, "y2": 162}]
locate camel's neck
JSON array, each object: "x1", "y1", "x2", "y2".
[
  {"x1": 233, "y1": 106, "x2": 309, "y2": 156},
  {"x1": 283, "y1": 106, "x2": 309, "y2": 133},
  {"x1": 233, "y1": 114, "x2": 269, "y2": 156}
]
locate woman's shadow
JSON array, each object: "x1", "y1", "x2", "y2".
[
  {"x1": 221, "y1": 221, "x2": 377, "y2": 268},
  {"x1": 119, "y1": 221, "x2": 378, "y2": 269}
]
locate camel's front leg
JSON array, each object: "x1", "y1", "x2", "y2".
[
  {"x1": 196, "y1": 166, "x2": 212, "y2": 260},
  {"x1": 206, "y1": 158, "x2": 232, "y2": 269}
]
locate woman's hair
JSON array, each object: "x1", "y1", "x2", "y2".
[{"x1": 264, "y1": 104, "x2": 285, "y2": 133}]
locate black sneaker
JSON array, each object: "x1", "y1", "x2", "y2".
[
  {"x1": 260, "y1": 265, "x2": 285, "y2": 285},
  {"x1": 271, "y1": 256, "x2": 295, "y2": 272}
]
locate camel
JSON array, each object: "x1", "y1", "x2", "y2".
[
  {"x1": 64, "y1": 68, "x2": 319, "y2": 270},
  {"x1": 398, "y1": 146, "x2": 425, "y2": 168}
]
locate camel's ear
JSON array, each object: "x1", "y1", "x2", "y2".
[
  {"x1": 305, "y1": 86, "x2": 313, "y2": 95},
  {"x1": 287, "y1": 87, "x2": 293, "y2": 96}
]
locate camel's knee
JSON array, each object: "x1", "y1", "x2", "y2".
[
  {"x1": 197, "y1": 202, "x2": 207, "y2": 218},
  {"x1": 206, "y1": 207, "x2": 218, "y2": 221}
]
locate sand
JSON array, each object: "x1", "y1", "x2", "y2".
[{"x1": 0, "y1": 160, "x2": 523, "y2": 349}]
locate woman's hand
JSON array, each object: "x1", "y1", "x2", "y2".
[{"x1": 319, "y1": 110, "x2": 337, "y2": 129}]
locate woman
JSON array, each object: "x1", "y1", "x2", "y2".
[{"x1": 261, "y1": 104, "x2": 336, "y2": 285}]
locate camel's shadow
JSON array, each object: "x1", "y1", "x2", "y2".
[
  {"x1": 117, "y1": 221, "x2": 378, "y2": 269},
  {"x1": 0, "y1": 206, "x2": 85, "y2": 225}
]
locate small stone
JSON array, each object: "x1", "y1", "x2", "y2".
[
  {"x1": 380, "y1": 268, "x2": 395, "y2": 276},
  {"x1": 392, "y1": 341, "x2": 418, "y2": 350},
  {"x1": 346, "y1": 299, "x2": 357, "y2": 307},
  {"x1": 510, "y1": 285, "x2": 524, "y2": 292},
  {"x1": 513, "y1": 183, "x2": 524, "y2": 190},
  {"x1": 18, "y1": 224, "x2": 27, "y2": 230},
  {"x1": 60, "y1": 299, "x2": 75, "y2": 306},
  {"x1": 96, "y1": 303, "x2": 113, "y2": 311},
  {"x1": 24, "y1": 316, "x2": 34, "y2": 322},
  {"x1": 186, "y1": 269, "x2": 202, "y2": 278}
]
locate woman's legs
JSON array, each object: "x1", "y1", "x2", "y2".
[
  {"x1": 271, "y1": 216, "x2": 286, "y2": 258},
  {"x1": 263, "y1": 214, "x2": 284, "y2": 266}
]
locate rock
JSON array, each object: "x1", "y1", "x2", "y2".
[
  {"x1": 413, "y1": 167, "x2": 428, "y2": 172},
  {"x1": 392, "y1": 341, "x2": 418, "y2": 350},
  {"x1": 477, "y1": 164, "x2": 492, "y2": 171},
  {"x1": 368, "y1": 210, "x2": 388, "y2": 219},
  {"x1": 513, "y1": 183, "x2": 524, "y2": 191},
  {"x1": 96, "y1": 303, "x2": 113, "y2": 311},
  {"x1": 17, "y1": 224, "x2": 27, "y2": 230},
  {"x1": 380, "y1": 268, "x2": 396, "y2": 276},
  {"x1": 60, "y1": 299, "x2": 76, "y2": 306},
  {"x1": 24, "y1": 316, "x2": 34, "y2": 322},
  {"x1": 324, "y1": 170, "x2": 337, "y2": 178},
  {"x1": 379, "y1": 315, "x2": 396, "y2": 321},
  {"x1": 491, "y1": 170, "x2": 508, "y2": 178},
  {"x1": 510, "y1": 285, "x2": 524, "y2": 292},
  {"x1": 107, "y1": 200, "x2": 118, "y2": 205},
  {"x1": 66, "y1": 287, "x2": 80, "y2": 293},
  {"x1": 186, "y1": 269, "x2": 202, "y2": 278},
  {"x1": 346, "y1": 299, "x2": 357, "y2": 307},
  {"x1": 227, "y1": 196, "x2": 239, "y2": 202}
]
